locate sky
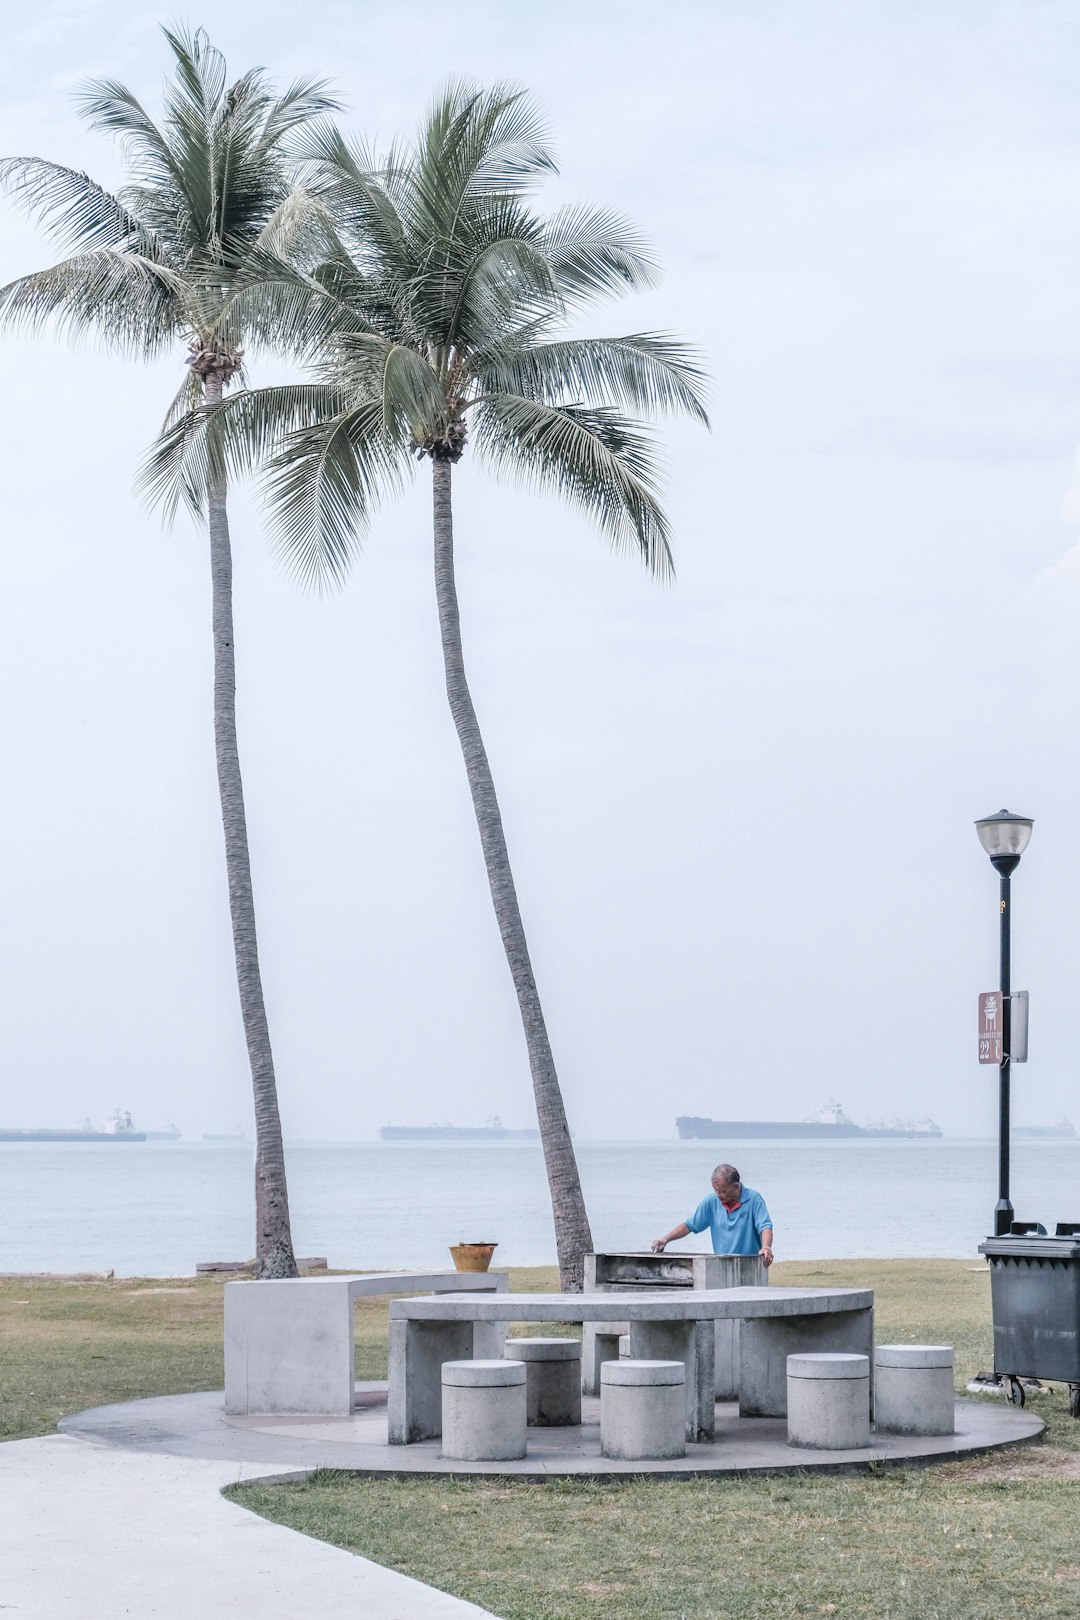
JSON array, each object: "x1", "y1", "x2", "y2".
[{"x1": 0, "y1": 0, "x2": 1079, "y2": 1141}]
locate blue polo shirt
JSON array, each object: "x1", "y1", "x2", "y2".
[{"x1": 685, "y1": 1186, "x2": 772, "y2": 1255}]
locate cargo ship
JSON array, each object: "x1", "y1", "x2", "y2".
[
  {"x1": 676, "y1": 1101, "x2": 943, "y2": 1141},
  {"x1": 1014, "y1": 1118, "x2": 1076, "y2": 1138},
  {"x1": 380, "y1": 1115, "x2": 540, "y2": 1141},
  {"x1": 0, "y1": 1108, "x2": 146, "y2": 1143}
]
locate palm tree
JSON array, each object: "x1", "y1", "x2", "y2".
[
  {"x1": 153, "y1": 81, "x2": 709, "y2": 1290},
  {"x1": 0, "y1": 28, "x2": 336, "y2": 1277}
]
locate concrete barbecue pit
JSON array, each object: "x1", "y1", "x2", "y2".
[{"x1": 583, "y1": 1251, "x2": 767, "y2": 1400}]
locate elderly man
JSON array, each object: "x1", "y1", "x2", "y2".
[{"x1": 651, "y1": 1162, "x2": 774, "y2": 1266}]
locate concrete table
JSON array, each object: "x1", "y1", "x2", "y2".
[
  {"x1": 225, "y1": 1270, "x2": 509, "y2": 1416},
  {"x1": 387, "y1": 1286, "x2": 872, "y2": 1444},
  {"x1": 731, "y1": 1287, "x2": 875, "y2": 1417}
]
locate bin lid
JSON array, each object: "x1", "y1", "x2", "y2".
[{"x1": 979, "y1": 1236, "x2": 1080, "y2": 1261}]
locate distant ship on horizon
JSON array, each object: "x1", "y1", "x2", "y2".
[
  {"x1": 0, "y1": 1108, "x2": 146, "y2": 1143},
  {"x1": 676, "y1": 1101, "x2": 943, "y2": 1142},
  {"x1": 379, "y1": 1115, "x2": 540, "y2": 1142},
  {"x1": 1014, "y1": 1117, "x2": 1076, "y2": 1138}
]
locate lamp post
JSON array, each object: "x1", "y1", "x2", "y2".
[{"x1": 974, "y1": 809, "x2": 1034, "y2": 1237}]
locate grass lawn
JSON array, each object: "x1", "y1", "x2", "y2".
[
  {"x1": 4, "y1": 1259, "x2": 1079, "y2": 1618},
  {"x1": 0, "y1": 1259, "x2": 573, "y2": 1440}
]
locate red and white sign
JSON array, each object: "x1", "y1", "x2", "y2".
[{"x1": 979, "y1": 991, "x2": 1003, "y2": 1065}]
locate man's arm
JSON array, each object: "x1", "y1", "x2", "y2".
[
  {"x1": 759, "y1": 1225, "x2": 774, "y2": 1268},
  {"x1": 651, "y1": 1222, "x2": 691, "y2": 1254}
]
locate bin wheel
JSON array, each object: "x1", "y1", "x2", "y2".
[
  {"x1": 1003, "y1": 1375, "x2": 1026, "y2": 1408},
  {"x1": 1069, "y1": 1384, "x2": 1080, "y2": 1419}
]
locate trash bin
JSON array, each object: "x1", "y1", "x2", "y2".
[{"x1": 977, "y1": 1225, "x2": 1080, "y2": 1416}]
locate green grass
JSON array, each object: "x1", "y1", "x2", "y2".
[
  {"x1": 232, "y1": 1465, "x2": 1080, "y2": 1620},
  {"x1": 4, "y1": 1260, "x2": 1079, "y2": 1618}
]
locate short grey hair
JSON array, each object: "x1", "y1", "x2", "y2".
[{"x1": 711, "y1": 1163, "x2": 741, "y2": 1188}]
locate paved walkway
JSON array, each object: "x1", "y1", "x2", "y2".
[{"x1": 0, "y1": 1433, "x2": 499, "y2": 1620}]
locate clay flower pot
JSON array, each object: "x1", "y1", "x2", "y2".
[{"x1": 450, "y1": 1242, "x2": 498, "y2": 1273}]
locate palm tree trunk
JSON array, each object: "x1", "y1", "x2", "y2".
[
  {"x1": 205, "y1": 372, "x2": 297, "y2": 1280},
  {"x1": 431, "y1": 456, "x2": 593, "y2": 1291}
]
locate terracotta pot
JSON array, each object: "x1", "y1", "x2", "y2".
[{"x1": 450, "y1": 1242, "x2": 498, "y2": 1273}]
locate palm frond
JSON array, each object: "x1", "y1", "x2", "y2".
[
  {"x1": 415, "y1": 80, "x2": 555, "y2": 207},
  {"x1": 473, "y1": 395, "x2": 673, "y2": 578},
  {"x1": 148, "y1": 367, "x2": 216, "y2": 520},
  {"x1": 0, "y1": 158, "x2": 162, "y2": 257},
  {"x1": 541, "y1": 204, "x2": 659, "y2": 306},
  {"x1": 140, "y1": 380, "x2": 352, "y2": 523},
  {"x1": 262, "y1": 399, "x2": 410, "y2": 587},
  {"x1": 292, "y1": 120, "x2": 411, "y2": 272},
  {"x1": 441, "y1": 200, "x2": 559, "y2": 346},
  {"x1": 161, "y1": 25, "x2": 228, "y2": 126},
  {"x1": 0, "y1": 250, "x2": 184, "y2": 350},
  {"x1": 473, "y1": 334, "x2": 710, "y2": 424},
  {"x1": 75, "y1": 77, "x2": 184, "y2": 200},
  {"x1": 256, "y1": 78, "x2": 341, "y2": 158},
  {"x1": 380, "y1": 343, "x2": 445, "y2": 440}
]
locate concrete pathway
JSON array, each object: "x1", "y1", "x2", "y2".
[{"x1": 0, "y1": 1433, "x2": 499, "y2": 1620}]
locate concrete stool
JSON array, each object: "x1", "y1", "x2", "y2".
[
  {"x1": 618, "y1": 1334, "x2": 630, "y2": 1358},
  {"x1": 441, "y1": 1359, "x2": 527, "y2": 1461},
  {"x1": 786, "y1": 1353, "x2": 870, "y2": 1450},
  {"x1": 509, "y1": 1338, "x2": 582, "y2": 1426},
  {"x1": 600, "y1": 1360, "x2": 685, "y2": 1460},
  {"x1": 874, "y1": 1345, "x2": 955, "y2": 1436}
]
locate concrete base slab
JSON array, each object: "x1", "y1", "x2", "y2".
[{"x1": 60, "y1": 1387, "x2": 1044, "y2": 1480}]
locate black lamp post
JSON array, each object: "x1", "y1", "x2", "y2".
[{"x1": 975, "y1": 809, "x2": 1034, "y2": 1237}]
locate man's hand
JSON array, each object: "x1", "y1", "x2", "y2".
[
  {"x1": 760, "y1": 1246, "x2": 774, "y2": 1268},
  {"x1": 650, "y1": 1239, "x2": 667, "y2": 1254}
]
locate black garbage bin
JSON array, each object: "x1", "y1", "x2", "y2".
[{"x1": 978, "y1": 1226, "x2": 1080, "y2": 1415}]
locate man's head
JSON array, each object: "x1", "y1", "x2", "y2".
[{"x1": 711, "y1": 1164, "x2": 741, "y2": 1203}]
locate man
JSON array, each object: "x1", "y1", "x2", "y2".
[{"x1": 651, "y1": 1163, "x2": 774, "y2": 1266}]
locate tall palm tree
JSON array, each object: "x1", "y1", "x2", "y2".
[
  {"x1": 153, "y1": 81, "x2": 709, "y2": 1290},
  {"x1": 0, "y1": 28, "x2": 336, "y2": 1277}
]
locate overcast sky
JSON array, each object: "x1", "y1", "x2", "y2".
[{"x1": 1, "y1": 0, "x2": 1078, "y2": 1140}]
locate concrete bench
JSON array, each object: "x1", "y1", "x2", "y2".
[
  {"x1": 874, "y1": 1344, "x2": 955, "y2": 1436},
  {"x1": 224, "y1": 1269, "x2": 509, "y2": 1416},
  {"x1": 387, "y1": 1285, "x2": 872, "y2": 1443},
  {"x1": 786, "y1": 1352, "x2": 871, "y2": 1449},
  {"x1": 601, "y1": 1360, "x2": 686, "y2": 1460},
  {"x1": 509, "y1": 1338, "x2": 581, "y2": 1426},
  {"x1": 442, "y1": 1359, "x2": 527, "y2": 1461}
]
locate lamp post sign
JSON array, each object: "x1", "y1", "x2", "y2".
[
  {"x1": 975, "y1": 808, "x2": 1034, "y2": 1235},
  {"x1": 979, "y1": 992, "x2": 1003, "y2": 1065}
]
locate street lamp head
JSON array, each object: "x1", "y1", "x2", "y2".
[{"x1": 975, "y1": 809, "x2": 1033, "y2": 873}]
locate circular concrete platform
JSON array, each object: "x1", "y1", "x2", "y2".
[{"x1": 60, "y1": 1385, "x2": 1044, "y2": 1480}]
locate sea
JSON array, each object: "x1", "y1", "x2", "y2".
[{"x1": 2, "y1": 1136, "x2": 1078, "y2": 1275}]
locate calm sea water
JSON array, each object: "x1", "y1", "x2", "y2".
[{"x1": 2, "y1": 1137, "x2": 1078, "y2": 1276}]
